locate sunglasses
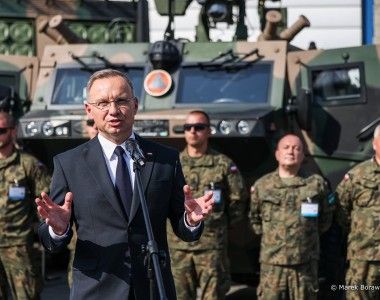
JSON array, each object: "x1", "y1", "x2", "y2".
[
  {"x1": 86, "y1": 119, "x2": 95, "y2": 127},
  {"x1": 183, "y1": 123, "x2": 209, "y2": 132},
  {"x1": 0, "y1": 127, "x2": 11, "y2": 135}
]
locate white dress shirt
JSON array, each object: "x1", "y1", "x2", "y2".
[{"x1": 97, "y1": 132, "x2": 135, "y2": 188}]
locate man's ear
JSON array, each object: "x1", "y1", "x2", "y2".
[
  {"x1": 85, "y1": 103, "x2": 92, "y2": 118},
  {"x1": 133, "y1": 99, "x2": 138, "y2": 115}
]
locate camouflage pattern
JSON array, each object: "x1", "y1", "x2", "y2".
[
  {"x1": 336, "y1": 158, "x2": 380, "y2": 260},
  {"x1": 0, "y1": 150, "x2": 50, "y2": 246},
  {"x1": 0, "y1": 0, "x2": 145, "y2": 58},
  {"x1": 0, "y1": 244, "x2": 41, "y2": 300},
  {"x1": 67, "y1": 226, "x2": 77, "y2": 288},
  {"x1": 345, "y1": 260, "x2": 380, "y2": 300},
  {"x1": 0, "y1": 55, "x2": 39, "y2": 119},
  {"x1": 257, "y1": 261, "x2": 318, "y2": 300},
  {"x1": 168, "y1": 148, "x2": 247, "y2": 300},
  {"x1": 250, "y1": 169, "x2": 332, "y2": 299},
  {"x1": 0, "y1": 150, "x2": 50, "y2": 299},
  {"x1": 171, "y1": 249, "x2": 230, "y2": 300},
  {"x1": 250, "y1": 169, "x2": 332, "y2": 265},
  {"x1": 287, "y1": 45, "x2": 380, "y2": 189},
  {"x1": 168, "y1": 148, "x2": 247, "y2": 250},
  {"x1": 7, "y1": 0, "x2": 380, "y2": 289}
]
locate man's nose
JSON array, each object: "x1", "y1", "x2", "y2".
[{"x1": 108, "y1": 101, "x2": 119, "y2": 114}]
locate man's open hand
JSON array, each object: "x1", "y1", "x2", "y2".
[
  {"x1": 184, "y1": 185, "x2": 214, "y2": 226},
  {"x1": 35, "y1": 192, "x2": 73, "y2": 235}
]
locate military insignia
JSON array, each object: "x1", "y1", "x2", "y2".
[{"x1": 144, "y1": 69, "x2": 172, "y2": 97}]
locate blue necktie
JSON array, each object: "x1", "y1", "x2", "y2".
[{"x1": 114, "y1": 146, "x2": 133, "y2": 217}]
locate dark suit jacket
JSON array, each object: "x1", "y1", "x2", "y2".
[{"x1": 38, "y1": 135, "x2": 202, "y2": 299}]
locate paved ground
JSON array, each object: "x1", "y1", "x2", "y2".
[
  {"x1": 39, "y1": 250, "x2": 257, "y2": 299},
  {"x1": 40, "y1": 270, "x2": 257, "y2": 300}
]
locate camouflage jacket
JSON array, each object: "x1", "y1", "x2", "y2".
[
  {"x1": 250, "y1": 170, "x2": 332, "y2": 265},
  {"x1": 336, "y1": 158, "x2": 380, "y2": 260},
  {"x1": 168, "y1": 148, "x2": 247, "y2": 250},
  {"x1": 0, "y1": 150, "x2": 50, "y2": 247}
]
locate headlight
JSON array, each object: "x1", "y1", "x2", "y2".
[
  {"x1": 237, "y1": 120, "x2": 250, "y2": 135},
  {"x1": 42, "y1": 121, "x2": 54, "y2": 136},
  {"x1": 219, "y1": 120, "x2": 233, "y2": 135},
  {"x1": 55, "y1": 126, "x2": 69, "y2": 136},
  {"x1": 210, "y1": 125, "x2": 217, "y2": 135},
  {"x1": 25, "y1": 121, "x2": 40, "y2": 136}
]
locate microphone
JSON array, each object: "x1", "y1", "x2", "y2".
[{"x1": 125, "y1": 139, "x2": 146, "y2": 167}]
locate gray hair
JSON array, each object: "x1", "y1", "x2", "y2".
[
  {"x1": 374, "y1": 124, "x2": 380, "y2": 139},
  {"x1": 86, "y1": 69, "x2": 134, "y2": 98}
]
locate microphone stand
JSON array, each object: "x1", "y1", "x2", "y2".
[{"x1": 132, "y1": 161, "x2": 168, "y2": 300}]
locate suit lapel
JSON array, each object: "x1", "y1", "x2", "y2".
[
  {"x1": 129, "y1": 136, "x2": 155, "y2": 224},
  {"x1": 83, "y1": 138, "x2": 127, "y2": 222}
]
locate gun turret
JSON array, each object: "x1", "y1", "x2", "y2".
[
  {"x1": 257, "y1": 10, "x2": 282, "y2": 41},
  {"x1": 257, "y1": 11, "x2": 310, "y2": 44},
  {"x1": 279, "y1": 15, "x2": 310, "y2": 42},
  {"x1": 38, "y1": 15, "x2": 87, "y2": 44}
]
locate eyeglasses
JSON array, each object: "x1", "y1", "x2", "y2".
[
  {"x1": 86, "y1": 119, "x2": 95, "y2": 127},
  {"x1": 183, "y1": 123, "x2": 209, "y2": 132},
  {"x1": 87, "y1": 97, "x2": 136, "y2": 111},
  {"x1": 0, "y1": 127, "x2": 11, "y2": 135}
]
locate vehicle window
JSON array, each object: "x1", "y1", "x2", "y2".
[
  {"x1": 176, "y1": 63, "x2": 272, "y2": 105},
  {"x1": 311, "y1": 65, "x2": 363, "y2": 104},
  {"x1": 51, "y1": 68, "x2": 144, "y2": 105},
  {"x1": 0, "y1": 73, "x2": 17, "y2": 88}
]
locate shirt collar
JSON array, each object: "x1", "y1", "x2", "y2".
[{"x1": 97, "y1": 132, "x2": 136, "y2": 160}]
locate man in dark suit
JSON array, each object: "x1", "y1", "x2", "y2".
[{"x1": 35, "y1": 69, "x2": 214, "y2": 300}]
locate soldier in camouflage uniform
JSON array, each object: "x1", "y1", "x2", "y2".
[
  {"x1": 168, "y1": 110, "x2": 247, "y2": 300},
  {"x1": 336, "y1": 124, "x2": 380, "y2": 300},
  {"x1": 0, "y1": 111, "x2": 50, "y2": 300},
  {"x1": 250, "y1": 133, "x2": 332, "y2": 300}
]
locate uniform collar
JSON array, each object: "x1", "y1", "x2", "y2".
[
  {"x1": 180, "y1": 148, "x2": 214, "y2": 167},
  {"x1": 0, "y1": 150, "x2": 18, "y2": 169},
  {"x1": 370, "y1": 157, "x2": 380, "y2": 173},
  {"x1": 273, "y1": 169, "x2": 307, "y2": 188}
]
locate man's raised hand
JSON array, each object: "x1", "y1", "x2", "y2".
[
  {"x1": 35, "y1": 192, "x2": 73, "y2": 235},
  {"x1": 184, "y1": 185, "x2": 214, "y2": 226}
]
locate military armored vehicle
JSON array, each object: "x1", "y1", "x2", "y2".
[
  {"x1": 0, "y1": 0, "x2": 149, "y2": 121},
  {"x1": 0, "y1": 0, "x2": 151, "y2": 282},
  {"x1": 287, "y1": 46, "x2": 380, "y2": 188},
  {"x1": 11, "y1": 0, "x2": 380, "y2": 289},
  {"x1": 13, "y1": 0, "x2": 305, "y2": 282}
]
